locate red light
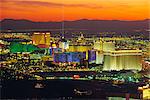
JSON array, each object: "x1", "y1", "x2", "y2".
[{"x1": 73, "y1": 75, "x2": 80, "y2": 79}]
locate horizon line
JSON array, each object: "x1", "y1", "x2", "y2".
[{"x1": 1, "y1": 18, "x2": 150, "y2": 22}]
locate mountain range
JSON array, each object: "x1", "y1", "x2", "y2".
[{"x1": 0, "y1": 19, "x2": 149, "y2": 35}]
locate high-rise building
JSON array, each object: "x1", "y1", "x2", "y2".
[
  {"x1": 103, "y1": 41, "x2": 115, "y2": 52},
  {"x1": 96, "y1": 51, "x2": 104, "y2": 64},
  {"x1": 103, "y1": 50, "x2": 142, "y2": 71},
  {"x1": 59, "y1": 38, "x2": 69, "y2": 51},
  {"x1": 94, "y1": 41, "x2": 103, "y2": 51},
  {"x1": 32, "y1": 32, "x2": 51, "y2": 46}
]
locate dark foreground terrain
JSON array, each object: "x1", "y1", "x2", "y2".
[{"x1": 1, "y1": 79, "x2": 141, "y2": 99}]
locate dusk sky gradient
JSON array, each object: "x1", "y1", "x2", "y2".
[{"x1": 0, "y1": 0, "x2": 149, "y2": 21}]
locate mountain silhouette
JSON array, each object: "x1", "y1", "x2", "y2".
[{"x1": 0, "y1": 19, "x2": 149, "y2": 36}]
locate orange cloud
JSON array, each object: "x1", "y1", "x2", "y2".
[{"x1": 0, "y1": 0, "x2": 149, "y2": 21}]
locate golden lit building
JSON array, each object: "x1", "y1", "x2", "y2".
[
  {"x1": 68, "y1": 45, "x2": 92, "y2": 60},
  {"x1": 96, "y1": 51, "x2": 104, "y2": 64},
  {"x1": 94, "y1": 41, "x2": 115, "y2": 65},
  {"x1": 103, "y1": 41, "x2": 115, "y2": 52},
  {"x1": 103, "y1": 50, "x2": 142, "y2": 71},
  {"x1": 143, "y1": 88, "x2": 150, "y2": 99},
  {"x1": 32, "y1": 32, "x2": 51, "y2": 46},
  {"x1": 94, "y1": 40, "x2": 103, "y2": 51},
  {"x1": 68, "y1": 45, "x2": 92, "y2": 52},
  {"x1": 67, "y1": 34, "x2": 93, "y2": 59},
  {"x1": 138, "y1": 84, "x2": 150, "y2": 100}
]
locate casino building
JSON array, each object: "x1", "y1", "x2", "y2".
[
  {"x1": 103, "y1": 50, "x2": 142, "y2": 71},
  {"x1": 32, "y1": 32, "x2": 51, "y2": 46},
  {"x1": 94, "y1": 40, "x2": 142, "y2": 71}
]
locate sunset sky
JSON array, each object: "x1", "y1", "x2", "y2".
[{"x1": 0, "y1": 0, "x2": 149, "y2": 21}]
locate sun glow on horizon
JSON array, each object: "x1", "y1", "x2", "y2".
[{"x1": 0, "y1": 0, "x2": 149, "y2": 21}]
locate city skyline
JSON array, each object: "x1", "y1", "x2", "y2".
[
  {"x1": 0, "y1": 0, "x2": 150, "y2": 99},
  {"x1": 0, "y1": 0, "x2": 150, "y2": 21}
]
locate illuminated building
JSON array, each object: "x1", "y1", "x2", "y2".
[
  {"x1": 138, "y1": 84, "x2": 150, "y2": 99},
  {"x1": 68, "y1": 45, "x2": 92, "y2": 60},
  {"x1": 94, "y1": 40, "x2": 103, "y2": 51},
  {"x1": 77, "y1": 34, "x2": 86, "y2": 44},
  {"x1": 68, "y1": 35, "x2": 92, "y2": 59},
  {"x1": 68, "y1": 45, "x2": 92, "y2": 52},
  {"x1": 94, "y1": 41, "x2": 115, "y2": 65},
  {"x1": 94, "y1": 39, "x2": 104, "y2": 64},
  {"x1": 59, "y1": 37, "x2": 69, "y2": 52},
  {"x1": 103, "y1": 50, "x2": 142, "y2": 71},
  {"x1": 54, "y1": 52, "x2": 86, "y2": 63},
  {"x1": 143, "y1": 88, "x2": 150, "y2": 99},
  {"x1": 32, "y1": 32, "x2": 51, "y2": 46},
  {"x1": 9, "y1": 42, "x2": 39, "y2": 53},
  {"x1": 142, "y1": 60, "x2": 150, "y2": 71},
  {"x1": 88, "y1": 50, "x2": 96, "y2": 63},
  {"x1": 146, "y1": 43, "x2": 150, "y2": 60},
  {"x1": 96, "y1": 51, "x2": 104, "y2": 64},
  {"x1": 103, "y1": 41, "x2": 115, "y2": 52}
]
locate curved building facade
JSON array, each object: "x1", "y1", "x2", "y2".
[{"x1": 103, "y1": 50, "x2": 142, "y2": 71}]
